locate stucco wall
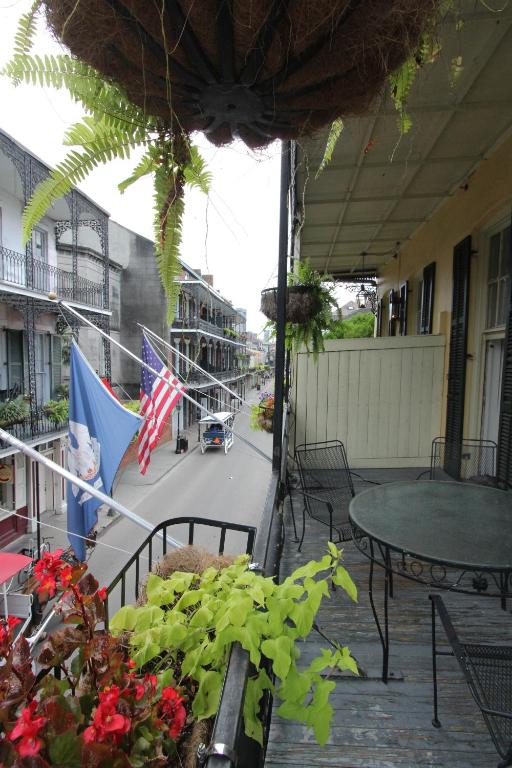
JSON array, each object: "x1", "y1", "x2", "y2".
[
  {"x1": 377, "y1": 132, "x2": 512, "y2": 440},
  {"x1": 110, "y1": 221, "x2": 167, "y2": 393}
]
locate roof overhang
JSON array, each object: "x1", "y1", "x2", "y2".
[{"x1": 294, "y1": 2, "x2": 512, "y2": 279}]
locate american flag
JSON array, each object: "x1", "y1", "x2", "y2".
[{"x1": 138, "y1": 335, "x2": 185, "y2": 475}]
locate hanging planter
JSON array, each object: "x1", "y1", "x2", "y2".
[
  {"x1": 261, "y1": 285, "x2": 324, "y2": 324},
  {"x1": 39, "y1": 0, "x2": 441, "y2": 149},
  {"x1": 262, "y1": 261, "x2": 338, "y2": 359},
  {"x1": 251, "y1": 393, "x2": 274, "y2": 433},
  {"x1": 0, "y1": 397, "x2": 30, "y2": 429}
]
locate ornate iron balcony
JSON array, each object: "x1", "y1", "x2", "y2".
[
  {"x1": 0, "y1": 246, "x2": 104, "y2": 309},
  {"x1": 0, "y1": 405, "x2": 68, "y2": 449}
]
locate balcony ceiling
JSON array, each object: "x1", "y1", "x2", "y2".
[{"x1": 296, "y1": 1, "x2": 512, "y2": 279}]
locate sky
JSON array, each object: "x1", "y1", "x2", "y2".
[{"x1": 0, "y1": 0, "x2": 283, "y2": 334}]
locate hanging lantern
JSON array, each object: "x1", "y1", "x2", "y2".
[
  {"x1": 42, "y1": 0, "x2": 441, "y2": 148},
  {"x1": 356, "y1": 284, "x2": 367, "y2": 309}
]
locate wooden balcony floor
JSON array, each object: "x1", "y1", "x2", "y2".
[{"x1": 265, "y1": 468, "x2": 508, "y2": 768}]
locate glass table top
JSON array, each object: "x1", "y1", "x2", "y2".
[{"x1": 349, "y1": 481, "x2": 512, "y2": 571}]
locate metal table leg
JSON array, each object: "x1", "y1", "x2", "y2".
[{"x1": 368, "y1": 540, "x2": 391, "y2": 683}]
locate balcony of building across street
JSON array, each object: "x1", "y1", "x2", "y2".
[{"x1": 0, "y1": 245, "x2": 104, "y2": 309}]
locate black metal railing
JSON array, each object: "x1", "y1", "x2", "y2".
[
  {"x1": 172, "y1": 316, "x2": 246, "y2": 342},
  {"x1": 188, "y1": 366, "x2": 245, "y2": 385},
  {"x1": 105, "y1": 516, "x2": 257, "y2": 628},
  {"x1": 0, "y1": 246, "x2": 104, "y2": 308},
  {"x1": 0, "y1": 407, "x2": 68, "y2": 448},
  {"x1": 206, "y1": 409, "x2": 287, "y2": 768}
]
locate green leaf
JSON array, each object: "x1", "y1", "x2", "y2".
[
  {"x1": 309, "y1": 648, "x2": 336, "y2": 675},
  {"x1": 308, "y1": 702, "x2": 333, "y2": 746},
  {"x1": 131, "y1": 632, "x2": 161, "y2": 667},
  {"x1": 118, "y1": 150, "x2": 157, "y2": 193},
  {"x1": 133, "y1": 605, "x2": 165, "y2": 632},
  {"x1": 332, "y1": 565, "x2": 358, "y2": 602},
  {"x1": 176, "y1": 589, "x2": 204, "y2": 611},
  {"x1": 336, "y1": 646, "x2": 359, "y2": 676},
  {"x1": 289, "y1": 600, "x2": 315, "y2": 637},
  {"x1": 192, "y1": 669, "x2": 223, "y2": 720},
  {"x1": 286, "y1": 555, "x2": 331, "y2": 582},
  {"x1": 276, "y1": 700, "x2": 308, "y2": 722},
  {"x1": 227, "y1": 594, "x2": 254, "y2": 627},
  {"x1": 49, "y1": 729, "x2": 82, "y2": 767},
  {"x1": 327, "y1": 541, "x2": 340, "y2": 559},
  {"x1": 277, "y1": 667, "x2": 311, "y2": 704},
  {"x1": 316, "y1": 118, "x2": 344, "y2": 178},
  {"x1": 243, "y1": 670, "x2": 274, "y2": 745},
  {"x1": 261, "y1": 636, "x2": 293, "y2": 680},
  {"x1": 109, "y1": 604, "x2": 138, "y2": 634},
  {"x1": 190, "y1": 605, "x2": 213, "y2": 628}
]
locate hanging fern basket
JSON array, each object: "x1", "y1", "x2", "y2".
[
  {"x1": 42, "y1": 0, "x2": 440, "y2": 149},
  {"x1": 261, "y1": 286, "x2": 324, "y2": 324}
]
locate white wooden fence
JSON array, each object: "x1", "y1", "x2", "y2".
[{"x1": 289, "y1": 335, "x2": 446, "y2": 468}]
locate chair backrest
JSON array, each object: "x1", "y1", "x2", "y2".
[
  {"x1": 295, "y1": 440, "x2": 355, "y2": 498},
  {"x1": 432, "y1": 594, "x2": 512, "y2": 761},
  {"x1": 430, "y1": 437, "x2": 497, "y2": 482}
]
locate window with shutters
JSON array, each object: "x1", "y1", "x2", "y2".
[
  {"x1": 486, "y1": 224, "x2": 511, "y2": 329},
  {"x1": 419, "y1": 262, "x2": 436, "y2": 334},
  {"x1": 388, "y1": 290, "x2": 397, "y2": 336},
  {"x1": 51, "y1": 336, "x2": 62, "y2": 397},
  {"x1": 5, "y1": 330, "x2": 24, "y2": 400},
  {"x1": 376, "y1": 299, "x2": 382, "y2": 337},
  {"x1": 399, "y1": 282, "x2": 408, "y2": 335}
]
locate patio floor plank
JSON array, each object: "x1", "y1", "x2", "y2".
[{"x1": 264, "y1": 469, "x2": 508, "y2": 768}]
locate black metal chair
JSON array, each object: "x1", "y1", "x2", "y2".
[
  {"x1": 430, "y1": 594, "x2": 512, "y2": 768},
  {"x1": 430, "y1": 437, "x2": 498, "y2": 483},
  {"x1": 293, "y1": 440, "x2": 355, "y2": 551}
]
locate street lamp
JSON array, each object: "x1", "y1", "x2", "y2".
[{"x1": 175, "y1": 404, "x2": 182, "y2": 454}]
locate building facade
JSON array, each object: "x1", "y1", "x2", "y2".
[
  {"x1": 112, "y1": 224, "x2": 249, "y2": 438},
  {"x1": 0, "y1": 129, "x2": 112, "y2": 548}
]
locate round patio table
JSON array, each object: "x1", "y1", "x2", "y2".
[{"x1": 349, "y1": 480, "x2": 512, "y2": 682}]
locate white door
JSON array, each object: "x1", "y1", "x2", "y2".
[
  {"x1": 481, "y1": 339, "x2": 505, "y2": 456},
  {"x1": 38, "y1": 450, "x2": 55, "y2": 515}
]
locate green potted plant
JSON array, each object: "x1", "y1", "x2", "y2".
[
  {"x1": 0, "y1": 397, "x2": 30, "y2": 429},
  {"x1": 0, "y1": 545, "x2": 357, "y2": 766},
  {"x1": 251, "y1": 392, "x2": 274, "y2": 433},
  {"x1": 42, "y1": 399, "x2": 69, "y2": 425},
  {"x1": 261, "y1": 261, "x2": 338, "y2": 358}
]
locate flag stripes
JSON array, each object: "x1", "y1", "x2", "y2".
[{"x1": 138, "y1": 335, "x2": 184, "y2": 474}]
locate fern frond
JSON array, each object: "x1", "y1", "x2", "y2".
[
  {"x1": 184, "y1": 145, "x2": 212, "y2": 193},
  {"x1": 22, "y1": 117, "x2": 148, "y2": 242},
  {"x1": 13, "y1": 1, "x2": 41, "y2": 59},
  {"x1": 389, "y1": 57, "x2": 417, "y2": 135},
  {"x1": 316, "y1": 118, "x2": 344, "y2": 178},
  {"x1": 3, "y1": 54, "x2": 155, "y2": 132},
  {"x1": 153, "y1": 164, "x2": 185, "y2": 323},
  {"x1": 118, "y1": 150, "x2": 158, "y2": 193}
]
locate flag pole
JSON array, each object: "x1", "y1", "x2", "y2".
[
  {"x1": 139, "y1": 324, "x2": 252, "y2": 413},
  {"x1": 58, "y1": 301, "x2": 272, "y2": 464},
  {"x1": 0, "y1": 429, "x2": 183, "y2": 549}
]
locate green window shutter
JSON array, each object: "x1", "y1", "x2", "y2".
[
  {"x1": 51, "y1": 336, "x2": 62, "y2": 396},
  {"x1": 7, "y1": 330, "x2": 24, "y2": 397}
]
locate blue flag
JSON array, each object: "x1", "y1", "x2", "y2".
[{"x1": 67, "y1": 342, "x2": 142, "y2": 560}]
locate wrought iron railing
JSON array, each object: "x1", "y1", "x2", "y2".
[
  {"x1": 172, "y1": 315, "x2": 245, "y2": 342},
  {"x1": 188, "y1": 366, "x2": 245, "y2": 385},
  {"x1": 0, "y1": 246, "x2": 104, "y2": 308},
  {"x1": 0, "y1": 407, "x2": 68, "y2": 449},
  {"x1": 105, "y1": 517, "x2": 257, "y2": 628}
]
